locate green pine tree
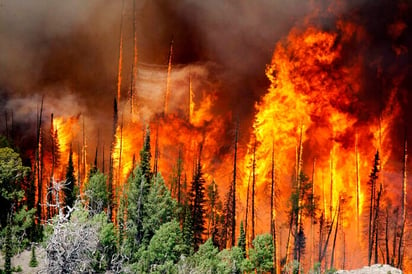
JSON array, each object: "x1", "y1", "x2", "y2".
[
  {"x1": 4, "y1": 223, "x2": 12, "y2": 274},
  {"x1": 64, "y1": 146, "x2": 77, "y2": 211},
  {"x1": 29, "y1": 244, "x2": 38, "y2": 267},
  {"x1": 142, "y1": 173, "x2": 176, "y2": 245},
  {"x1": 140, "y1": 127, "x2": 152, "y2": 183},
  {"x1": 84, "y1": 171, "x2": 108, "y2": 214},
  {"x1": 238, "y1": 220, "x2": 246, "y2": 257},
  {"x1": 182, "y1": 205, "x2": 194, "y2": 255},
  {"x1": 190, "y1": 148, "x2": 207, "y2": 251}
]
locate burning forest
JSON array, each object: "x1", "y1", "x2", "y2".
[{"x1": 0, "y1": 0, "x2": 411, "y2": 273}]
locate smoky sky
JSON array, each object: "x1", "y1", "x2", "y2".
[{"x1": 0, "y1": 0, "x2": 411, "y2": 153}]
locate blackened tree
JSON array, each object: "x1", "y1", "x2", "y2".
[{"x1": 63, "y1": 146, "x2": 77, "y2": 212}]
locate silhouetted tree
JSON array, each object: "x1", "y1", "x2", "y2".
[
  {"x1": 63, "y1": 146, "x2": 76, "y2": 213},
  {"x1": 189, "y1": 146, "x2": 206, "y2": 251}
]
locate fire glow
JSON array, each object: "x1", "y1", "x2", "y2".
[{"x1": 1, "y1": 0, "x2": 410, "y2": 272}]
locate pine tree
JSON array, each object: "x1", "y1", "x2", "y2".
[
  {"x1": 207, "y1": 180, "x2": 223, "y2": 247},
  {"x1": 63, "y1": 146, "x2": 76, "y2": 212},
  {"x1": 182, "y1": 205, "x2": 194, "y2": 255},
  {"x1": 221, "y1": 184, "x2": 233, "y2": 250},
  {"x1": 29, "y1": 244, "x2": 38, "y2": 267},
  {"x1": 288, "y1": 171, "x2": 317, "y2": 268},
  {"x1": 4, "y1": 222, "x2": 12, "y2": 274},
  {"x1": 367, "y1": 150, "x2": 380, "y2": 265},
  {"x1": 190, "y1": 146, "x2": 207, "y2": 251},
  {"x1": 140, "y1": 127, "x2": 152, "y2": 183},
  {"x1": 142, "y1": 174, "x2": 176, "y2": 245},
  {"x1": 238, "y1": 220, "x2": 246, "y2": 257}
]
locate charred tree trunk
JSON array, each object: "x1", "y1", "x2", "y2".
[
  {"x1": 373, "y1": 185, "x2": 382, "y2": 264},
  {"x1": 355, "y1": 133, "x2": 361, "y2": 241},
  {"x1": 398, "y1": 132, "x2": 407, "y2": 269},
  {"x1": 330, "y1": 200, "x2": 340, "y2": 269},
  {"x1": 251, "y1": 138, "x2": 256, "y2": 242},
  {"x1": 245, "y1": 171, "x2": 250, "y2": 250},
  {"x1": 385, "y1": 208, "x2": 390, "y2": 264},
  {"x1": 270, "y1": 140, "x2": 279, "y2": 274},
  {"x1": 108, "y1": 98, "x2": 118, "y2": 222},
  {"x1": 231, "y1": 121, "x2": 238, "y2": 247},
  {"x1": 36, "y1": 97, "x2": 44, "y2": 222},
  {"x1": 319, "y1": 206, "x2": 337, "y2": 264}
]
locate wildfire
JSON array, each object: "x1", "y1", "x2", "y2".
[
  {"x1": 243, "y1": 19, "x2": 403, "y2": 268},
  {"x1": 53, "y1": 116, "x2": 80, "y2": 180}
]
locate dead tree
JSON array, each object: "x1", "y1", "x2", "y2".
[
  {"x1": 231, "y1": 121, "x2": 239, "y2": 247},
  {"x1": 398, "y1": 132, "x2": 407, "y2": 269},
  {"x1": 251, "y1": 138, "x2": 256, "y2": 242}
]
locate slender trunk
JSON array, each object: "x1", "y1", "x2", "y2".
[
  {"x1": 153, "y1": 121, "x2": 159, "y2": 176},
  {"x1": 320, "y1": 206, "x2": 338, "y2": 263},
  {"x1": 318, "y1": 213, "x2": 324, "y2": 263},
  {"x1": 118, "y1": 116, "x2": 123, "y2": 185},
  {"x1": 108, "y1": 98, "x2": 118, "y2": 222},
  {"x1": 116, "y1": 0, "x2": 125, "y2": 103},
  {"x1": 311, "y1": 158, "x2": 316, "y2": 269},
  {"x1": 373, "y1": 185, "x2": 382, "y2": 264},
  {"x1": 177, "y1": 148, "x2": 182, "y2": 205},
  {"x1": 329, "y1": 149, "x2": 334, "y2": 221},
  {"x1": 368, "y1": 171, "x2": 376, "y2": 265},
  {"x1": 188, "y1": 76, "x2": 194, "y2": 123},
  {"x1": 251, "y1": 138, "x2": 256, "y2": 242},
  {"x1": 330, "y1": 200, "x2": 340, "y2": 269},
  {"x1": 294, "y1": 126, "x2": 303, "y2": 264},
  {"x1": 164, "y1": 39, "x2": 173, "y2": 115},
  {"x1": 130, "y1": 0, "x2": 138, "y2": 115},
  {"x1": 50, "y1": 114, "x2": 55, "y2": 218},
  {"x1": 245, "y1": 171, "x2": 250, "y2": 250},
  {"x1": 82, "y1": 117, "x2": 87, "y2": 188},
  {"x1": 231, "y1": 121, "x2": 238, "y2": 247},
  {"x1": 36, "y1": 97, "x2": 44, "y2": 222},
  {"x1": 398, "y1": 132, "x2": 407, "y2": 269},
  {"x1": 391, "y1": 209, "x2": 399, "y2": 266},
  {"x1": 355, "y1": 133, "x2": 361, "y2": 241},
  {"x1": 102, "y1": 144, "x2": 105, "y2": 174},
  {"x1": 385, "y1": 208, "x2": 390, "y2": 264},
  {"x1": 270, "y1": 140, "x2": 278, "y2": 274}
]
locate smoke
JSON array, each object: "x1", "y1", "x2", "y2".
[{"x1": 0, "y1": 0, "x2": 410, "y2": 159}]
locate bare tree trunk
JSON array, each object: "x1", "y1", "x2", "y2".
[
  {"x1": 271, "y1": 140, "x2": 279, "y2": 274},
  {"x1": 153, "y1": 121, "x2": 159, "y2": 176},
  {"x1": 368, "y1": 164, "x2": 376, "y2": 266},
  {"x1": 355, "y1": 133, "x2": 361, "y2": 241},
  {"x1": 130, "y1": 0, "x2": 138, "y2": 115},
  {"x1": 391, "y1": 208, "x2": 399, "y2": 266},
  {"x1": 231, "y1": 121, "x2": 238, "y2": 247},
  {"x1": 251, "y1": 138, "x2": 256, "y2": 242},
  {"x1": 330, "y1": 200, "x2": 340, "y2": 269},
  {"x1": 118, "y1": 116, "x2": 124, "y2": 186},
  {"x1": 398, "y1": 132, "x2": 407, "y2": 269},
  {"x1": 108, "y1": 98, "x2": 118, "y2": 222},
  {"x1": 245, "y1": 171, "x2": 250, "y2": 250},
  {"x1": 36, "y1": 97, "x2": 44, "y2": 222},
  {"x1": 385, "y1": 208, "x2": 390, "y2": 264},
  {"x1": 311, "y1": 158, "x2": 316, "y2": 269},
  {"x1": 116, "y1": 0, "x2": 125, "y2": 103},
  {"x1": 177, "y1": 148, "x2": 183, "y2": 205},
  {"x1": 320, "y1": 206, "x2": 338, "y2": 263},
  {"x1": 164, "y1": 39, "x2": 173, "y2": 115},
  {"x1": 373, "y1": 185, "x2": 382, "y2": 264}
]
